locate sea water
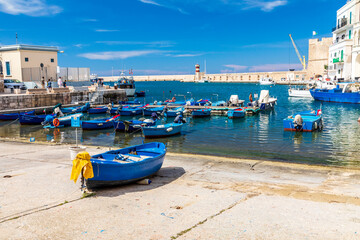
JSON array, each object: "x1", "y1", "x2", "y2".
[{"x1": 0, "y1": 81, "x2": 359, "y2": 168}]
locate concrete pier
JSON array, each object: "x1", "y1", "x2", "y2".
[
  {"x1": 0, "y1": 89, "x2": 127, "y2": 111},
  {"x1": 1, "y1": 140, "x2": 360, "y2": 239}
]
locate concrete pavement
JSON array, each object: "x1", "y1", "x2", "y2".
[{"x1": 0, "y1": 140, "x2": 360, "y2": 239}]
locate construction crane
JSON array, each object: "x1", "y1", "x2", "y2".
[{"x1": 289, "y1": 34, "x2": 306, "y2": 71}]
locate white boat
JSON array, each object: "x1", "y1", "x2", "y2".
[
  {"x1": 259, "y1": 77, "x2": 275, "y2": 85},
  {"x1": 314, "y1": 80, "x2": 337, "y2": 90},
  {"x1": 198, "y1": 60, "x2": 210, "y2": 83},
  {"x1": 288, "y1": 88, "x2": 312, "y2": 98},
  {"x1": 116, "y1": 71, "x2": 136, "y2": 97}
]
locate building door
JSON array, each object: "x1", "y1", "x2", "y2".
[{"x1": 354, "y1": 55, "x2": 360, "y2": 79}]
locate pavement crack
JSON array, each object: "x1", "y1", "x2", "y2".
[
  {"x1": 250, "y1": 161, "x2": 264, "y2": 170},
  {"x1": 170, "y1": 193, "x2": 259, "y2": 239}
]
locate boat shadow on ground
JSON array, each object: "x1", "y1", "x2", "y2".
[{"x1": 92, "y1": 166, "x2": 186, "y2": 197}]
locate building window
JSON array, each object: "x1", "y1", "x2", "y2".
[
  {"x1": 334, "y1": 53, "x2": 337, "y2": 57},
  {"x1": 350, "y1": 12, "x2": 352, "y2": 24},
  {"x1": 25, "y1": 57, "x2": 29, "y2": 62},
  {"x1": 5, "y1": 61, "x2": 10, "y2": 76},
  {"x1": 341, "y1": 50, "x2": 344, "y2": 61},
  {"x1": 51, "y1": 58, "x2": 54, "y2": 63},
  {"x1": 349, "y1": 30, "x2": 352, "y2": 39}
]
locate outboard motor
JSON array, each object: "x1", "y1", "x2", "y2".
[
  {"x1": 42, "y1": 115, "x2": 54, "y2": 126},
  {"x1": 151, "y1": 112, "x2": 159, "y2": 121},
  {"x1": 174, "y1": 112, "x2": 186, "y2": 124},
  {"x1": 293, "y1": 114, "x2": 303, "y2": 131}
]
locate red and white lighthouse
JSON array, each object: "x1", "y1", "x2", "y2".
[{"x1": 195, "y1": 64, "x2": 200, "y2": 81}]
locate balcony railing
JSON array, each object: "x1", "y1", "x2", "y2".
[{"x1": 332, "y1": 18, "x2": 348, "y2": 32}]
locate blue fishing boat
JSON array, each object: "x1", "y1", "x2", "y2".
[
  {"x1": 43, "y1": 113, "x2": 83, "y2": 128},
  {"x1": 119, "y1": 106, "x2": 143, "y2": 116},
  {"x1": 86, "y1": 142, "x2": 166, "y2": 188},
  {"x1": 166, "y1": 107, "x2": 184, "y2": 117},
  {"x1": 195, "y1": 99, "x2": 211, "y2": 106},
  {"x1": 142, "y1": 123, "x2": 183, "y2": 138},
  {"x1": 88, "y1": 106, "x2": 108, "y2": 114},
  {"x1": 283, "y1": 110, "x2": 323, "y2": 132},
  {"x1": 0, "y1": 110, "x2": 35, "y2": 121},
  {"x1": 19, "y1": 113, "x2": 52, "y2": 125},
  {"x1": 82, "y1": 115, "x2": 119, "y2": 130},
  {"x1": 135, "y1": 91, "x2": 145, "y2": 97},
  {"x1": 62, "y1": 103, "x2": 90, "y2": 114},
  {"x1": 192, "y1": 108, "x2": 211, "y2": 118},
  {"x1": 310, "y1": 84, "x2": 360, "y2": 103},
  {"x1": 227, "y1": 108, "x2": 245, "y2": 119},
  {"x1": 119, "y1": 100, "x2": 141, "y2": 105},
  {"x1": 143, "y1": 107, "x2": 164, "y2": 116},
  {"x1": 113, "y1": 119, "x2": 156, "y2": 132},
  {"x1": 212, "y1": 101, "x2": 226, "y2": 107}
]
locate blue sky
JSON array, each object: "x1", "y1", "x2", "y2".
[{"x1": 0, "y1": 0, "x2": 344, "y2": 75}]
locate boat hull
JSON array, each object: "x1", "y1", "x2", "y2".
[
  {"x1": 82, "y1": 118, "x2": 114, "y2": 130},
  {"x1": 19, "y1": 114, "x2": 47, "y2": 125},
  {"x1": 143, "y1": 107, "x2": 164, "y2": 116},
  {"x1": 88, "y1": 107, "x2": 108, "y2": 114},
  {"x1": 0, "y1": 110, "x2": 35, "y2": 121},
  {"x1": 288, "y1": 89, "x2": 312, "y2": 98},
  {"x1": 113, "y1": 120, "x2": 155, "y2": 132},
  {"x1": 192, "y1": 109, "x2": 211, "y2": 118},
  {"x1": 260, "y1": 99, "x2": 277, "y2": 110},
  {"x1": 142, "y1": 123, "x2": 183, "y2": 138},
  {"x1": 86, "y1": 142, "x2": 166, "y2": 188},
  {"x1": 227, "y1": 109, "x2": 245, "y2": 118},
  {"x1": 310, "y1": 89, "x2": 360, "y2": 103},
  {"x1": 283, "y1": 115, "x2": 322, "y2": 132}
]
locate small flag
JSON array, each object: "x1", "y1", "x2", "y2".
[{"x1": 312, "y1": 31, "x2": 318, "y2": 36}]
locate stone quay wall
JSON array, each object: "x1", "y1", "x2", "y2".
[
  {"x1": 0, "y1": 79, "x2": 4, "y2": 93},
  {"x1": 0, "y1": 90, "x2": 126, "y2": 111}
]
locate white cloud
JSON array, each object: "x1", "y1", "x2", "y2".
[
  {"x1": 223, "y1": 64, "x2": 248, "y2": 71},
  {"x1": 82, "y1": 18, "x2": 98, "y2": 22},
  {"x1": 138, "y1": 0, "x2": 287, "y2": 13},
  {"x1": 139, "y1": 0, "x2": 161, "y2": 6},
  {"x1": 95, "y1": 29, "x2": 120, "y2": 32},
  {"x1": 172, "y1": 53, "x2": 203, "y2": 57},
  {"x1": 243, "y1": 0, "x2": 287, "y2": 12},
  {"x1": 79, "y1": 50, "x2": 166, "y2": 60},
  {"x1": 96, "y1": 41, "x2": 175, "y2": 47},
  {"x1": 249, "y1": 63, "x2": 302, "y2": 72},
  {"x1": 224, "y1": 63, "x2": 302, "y2": 72},
  {"x1": 0, "y1": 0, "x2": 62, "y2": 16},
  {"x1": 94, "y1": 68, "x2": 191, "y2": 76}
]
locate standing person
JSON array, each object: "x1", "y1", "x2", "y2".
[
  {"x1": 63, "y1": 79, "x2": 67, "y2": 88},
  {"x1": 41, "y1": 77, "x2": 45, "y2": 88},
  {"x1": 47, "y1": 79, "x2": 52, "y2": 90},
  {"x1": 57, "y1": 77, "x2": 63, "y2": 88}
]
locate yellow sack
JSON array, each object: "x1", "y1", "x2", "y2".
[{"x1": 70, "y1": 152, "x2": 94, "y2": 183}]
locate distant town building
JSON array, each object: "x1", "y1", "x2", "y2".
[
  {"x1": 0, "y1": 44, "x2": 58, "y2": 82},
  {"x1": 307, "y1": 38, "x2": 333, "y2": 79},
  {"x1": 328, "y1": 0, "x2": 360, "y2": 81}
]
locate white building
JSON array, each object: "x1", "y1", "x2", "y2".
[
  {"x1": 328, "y1": 0, "x2": 360, "y2": 81},
  {"x1": 0, "y1": 44, "x2": 59, "y2": 82}
]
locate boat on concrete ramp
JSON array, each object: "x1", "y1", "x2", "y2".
[
  {"x1": 283, "y1": 110, "x2": 323, "y2": 132},
  {"x1": 86, "y1": 142, "x2": 166, "y2": 189},
  {"x1": 142, "y1": 123, "x2": 183, "y2": 138}
]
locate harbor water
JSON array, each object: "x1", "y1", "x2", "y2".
[{"x1": 1, "y1": 81, "x2": 360, "y2": 168}]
